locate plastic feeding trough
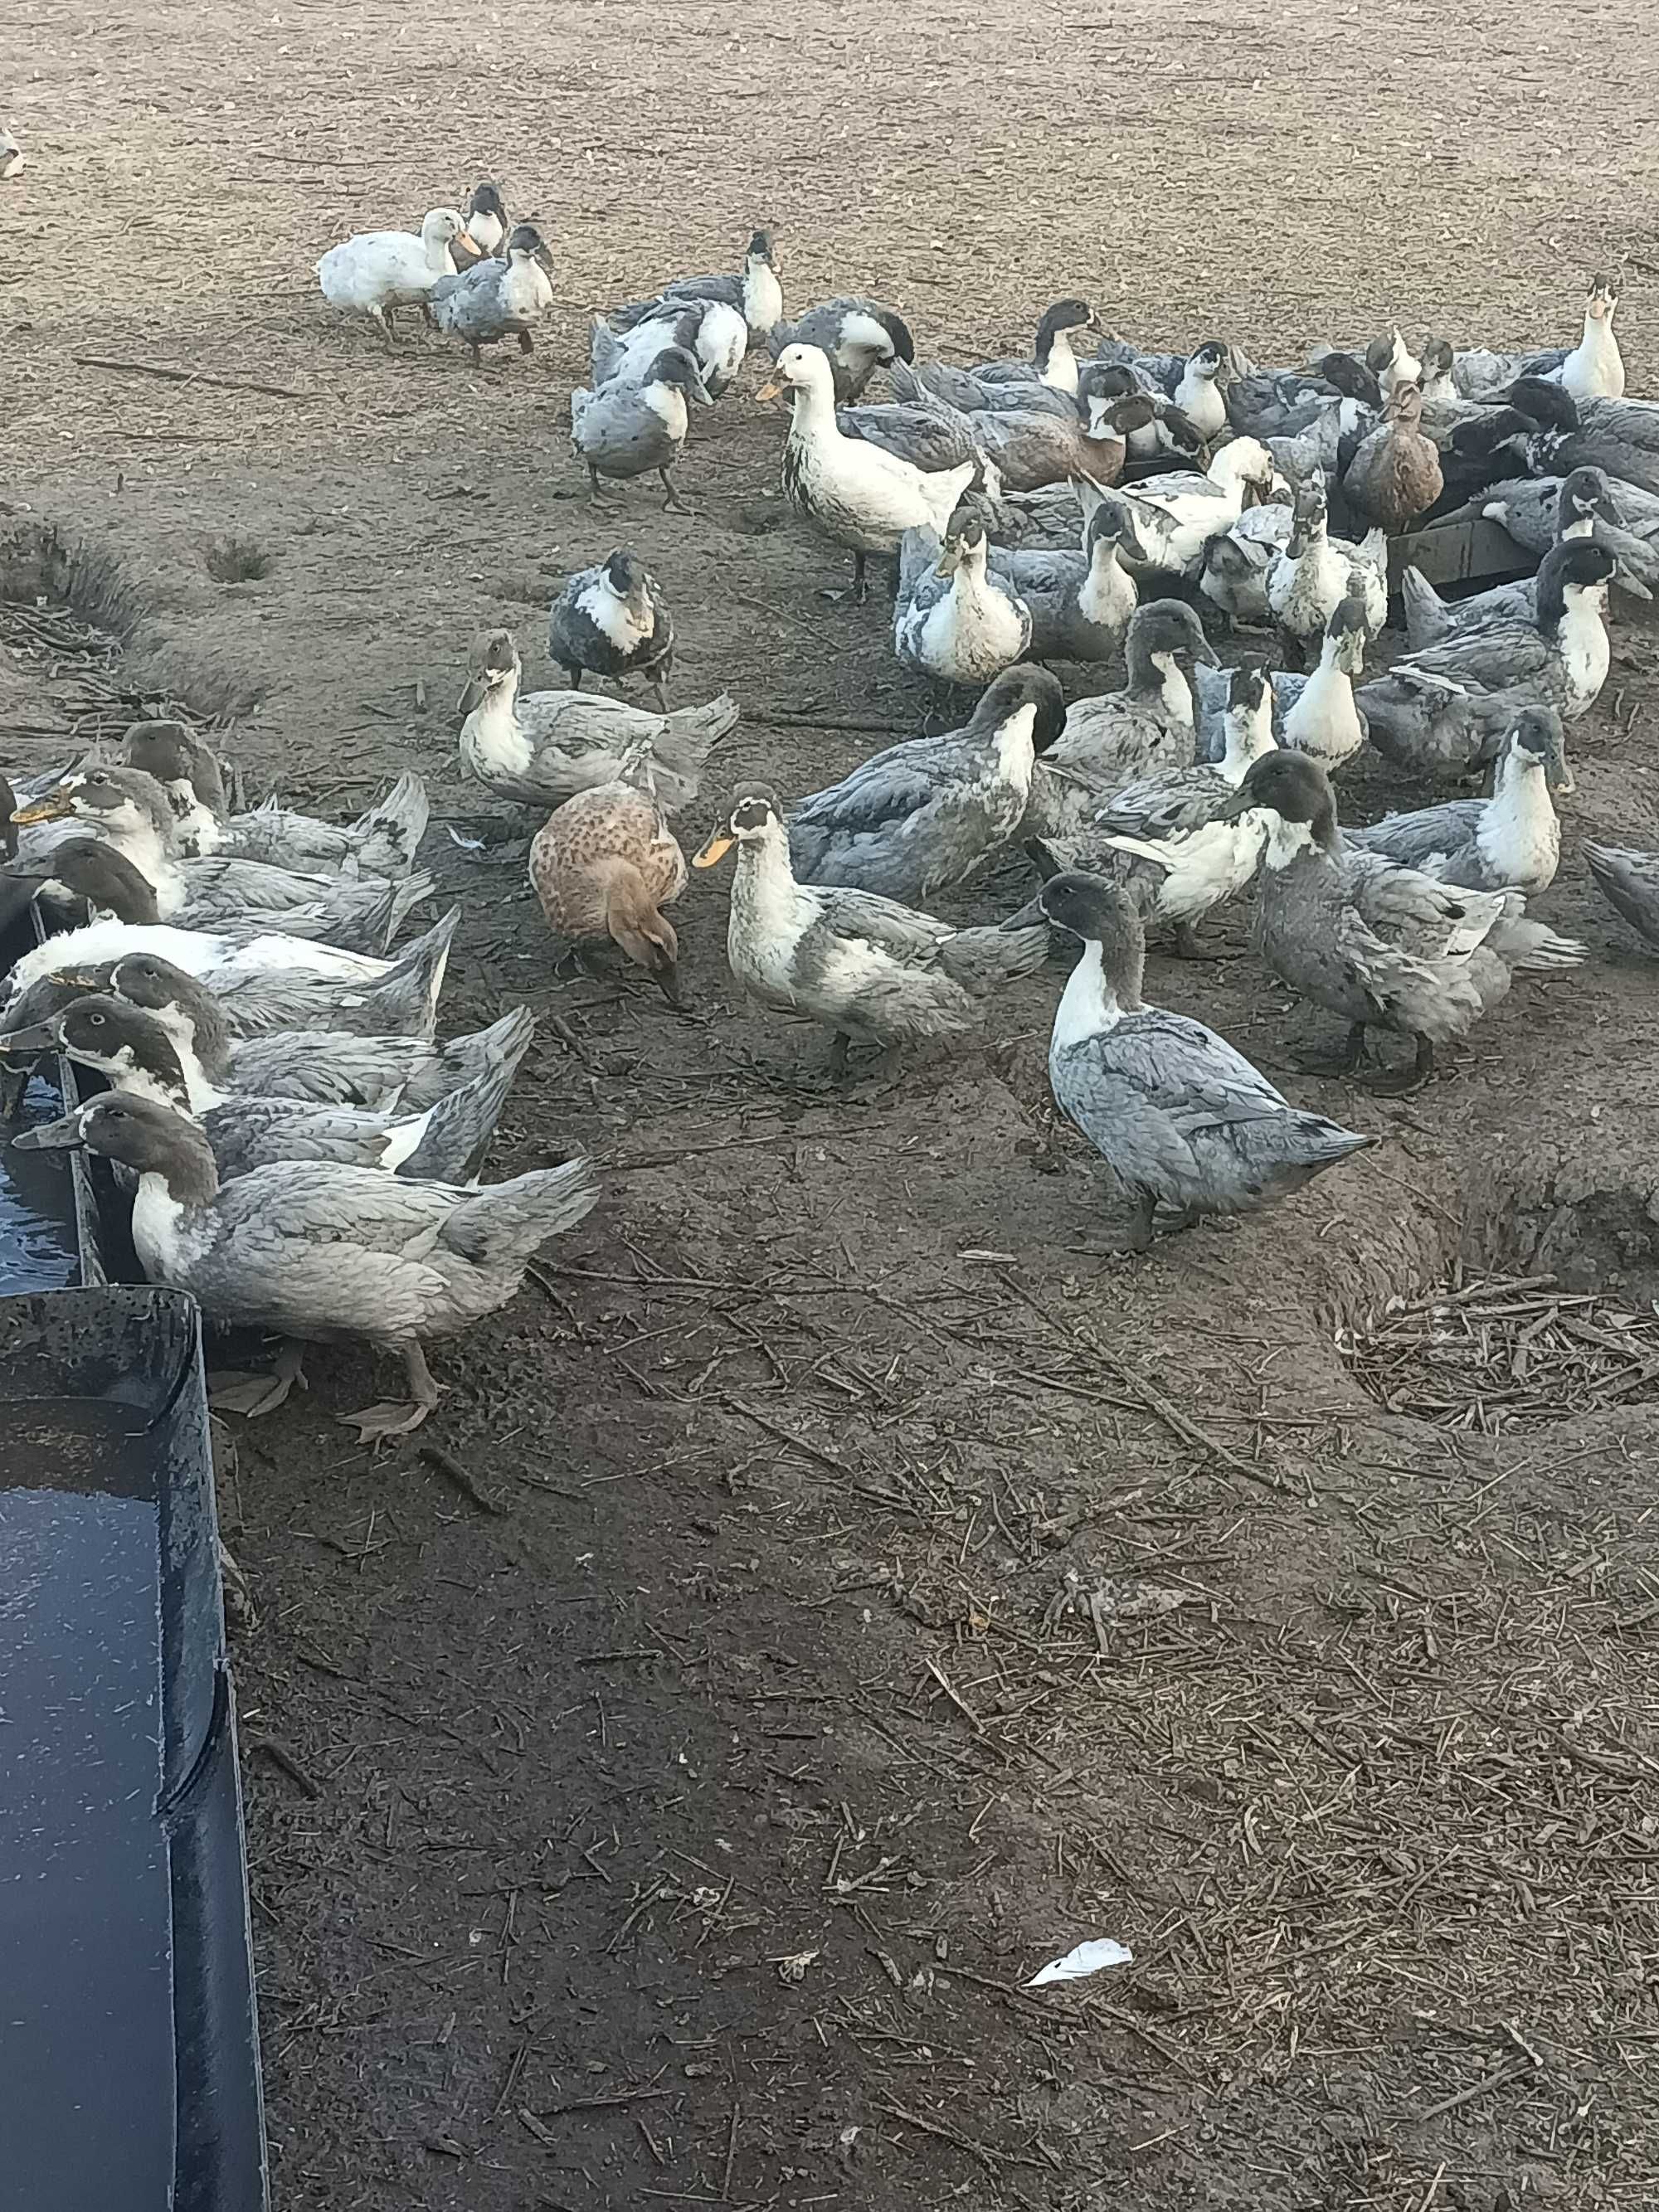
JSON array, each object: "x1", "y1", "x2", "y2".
[{"x1": 0, "y1": 1286, "x2": 269, "y2": 2212}]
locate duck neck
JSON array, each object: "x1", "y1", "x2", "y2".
[
  {"x1": 1219, "y1": 701, "x2": 1275, "y2": 782},
  {"x1": 1052, "y1": 938, "x2": 1131, "y2": 1053},
  {"x1": 787, "y1": 375, "x2": 839, "y2": 444},
  {"x1": 159, "y1": 776, "x2": 223, "y2": 856},
  {"x1": 730, "y1": 822, "x2": 803, "y2": 942},
  {"x1": 1038, "y1": 326, "x2": 1079, "y2": 394},
  {"x1": 465, "y1": 672, "x2": 532, "y2": 774},
  {"x1": 1481, "y1": 751, "x2": 1556, "y2": 872},
  {"x1": 743, "y1": 260, "x2": 783, "y2": 334},
  {"x1": 425, "y1": 226, "x2": 458, "y2": 277},
  {"x1": 989, "y1": 702, "x2": 1040, "y2": 799},
  {"x1": 1154, "y1": 650, "x2": 1194, "y2": 724},
  {"x1": 145, "y1": 1137, "x2": 221, "y2": 1213},
  {"x1": 1262, "y1": 809, "x2": 1340, "y2": 872}
]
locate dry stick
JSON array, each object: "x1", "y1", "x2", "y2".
[
  {"x1": 72, "y1": 352, "x2": 310, "y2": 401},
  {"x1": 1413, "y1": 2064, "x2": 1531, "y2": 2122},
  {"x1": 721, "y1": 2099, "x2": 742, "y2": 2201},
  {"x1": 418, "y1": 1442, "x2": 508, "y2": 1516}
]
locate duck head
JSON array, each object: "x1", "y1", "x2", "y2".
[
  {"x1": 1418, "y1": 336, "x2": 1456, "y2": 397},
  {"x1": 755, "y1": 341, "x2": 833, "y2": 406},
  {"x1": 646, "y1": 344, "x2": 713, "y2": 406},
  {"x1": 421, "y1": 206, "x2": 480, "y2": 261},
  {"x1": 506, "y1": 222, "x2": 555, "y2": 276},
  {"x1": 1503, "y1": 706, "x2": 1573, "y2": 797},
  {"x1": 1559, "y1": 466, "x2": 1619, "y2": 532},
  {"x1": 1001, "y1": 871, "x2": 1148, "y2": 1009},
  {"x1": 1323, "y1": 581, "x2": 1371, "y2": 676},
  {"x1": 1585, "y1": 272, "x2": 1621, "y2": 324},
  {"x1": 1210, "y1": 750, "x2": 1340, "y2": 858},
  {"x1": 1505, "y1": 376, "x2": 1580, "y2": 432},
  {"x1": 10, "y1": 763, "x2": 172, "y2": 843},
  {"x1": 13, "y1": 1091, "x2": 220, "y2": 1202},
  {"x1": 1212, "y1": 435, "x2": 1277, "y2": 502},
  {"x1": 1317, "y1": 352, "x2": 1384, "y2": 407},
  {"x1": 746, "y1": 229, "x2": 778, "y2": 272},
  {"x1": 468, "y1": 182, "x2": 508, "y2": 228},
  {"x1": 457, "y1": 625, "x2": 520, "y2": 717},
  {"x1": 1123, "y1": 601, "x2": 1220, "y2": 691},
  {"x1": 693, "y1": 784, "x2": 786, "y2": 869},
  {"x1": 0, "y1": 994, "x2": 196, "y2": 1107},
  {"x1": 2, "y1": 834, "x2": 163, "y2": 922},
  {"x1": 1187, "y1": 339, "x2": 1230, "y2": 384},
  {"x1": 1287, "y1": 472, "x2": 1330, "y2": 556},
  {"x1": 1037, "y1": 298, "x2": 1096, "y2": 345},
  {"x1": 1536, "y1": 535, "x2": 1616, "y2": 628},
  {"x1": 973, "y1": 665, "x2": 1068, "y2": 756},
  {"x1": 121, "y1": 720, "x2": 227, "y2": 815},
  {"x1": 1382, "y1": 382, "x2": 1427, "y2": 432},
  {"x1": 101, "y1": 952, "x2": 236, "y2": 1077},
  {"x1": 601, "y1": 550, "x2": 654, "y2": 615}
]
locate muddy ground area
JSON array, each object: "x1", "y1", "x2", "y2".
[{"x1": 6, "y1": 2, "x2": 1659, "y2": 2206}]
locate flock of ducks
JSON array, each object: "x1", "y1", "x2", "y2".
[{"x1": 3, "y1": 225, "x2": 1658, "y2": 1426}]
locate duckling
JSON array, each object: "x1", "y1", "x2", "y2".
[
  {"x1": 893, "y1": 522, "x2": 1032, "y2": 688},
  {"x1": 787, "y1": 665, "x2": 1065, "y2": 901},
  {"x1": 1403, "y1": 467, "x2": 1649, "y2": 645},
  {"x1": 1023, "y1": 603, "x2": 1219, "y2": 839},
  {"x1": 1, "y1": 873, "x2": 460, "y2": 1033},
  {"x1": 1196, "y1": 582, "x2": 1372, "y2": 773},
  {"x1": 693, "y1": 785, "x2": 1048, "y2": 1072},
  {"x1": 1266, "y1": 474, "x2": 1389, "y2": 646},
  {"x1": 528, "y1": 742, "x2": 687, "y2": 1001},
  {"x1": 1359, "y1": 538, "x2": 1614, "y2": 778},
  {"x1": 591, "y1": 299, "x2": 748, "y2": 401},
  {"x1": 1209, "y1": 752, "x2": 1584, "y2": 1090},
  {"x1": 121, "y1": 722, "x2": 430, "y2": 878},
  {"x1": 315, "y1": 207, "x2": 477, "y2": 338},
  {"x1": 967, "y1": 299, "x2": 1097, "y2": 397},
  {"x1": 1198, "y1": 500, "x2": 1294, "y2": 629},
  {"x1": 571, "y1": 344, "x2": 710, "y2": 513},
  {"x1": 1452, "y1": 275, "x2": 1624, "y2": 403},
  {"x1": 451, "y1": 182, "x2": 508, "y2": 267},
  {"x1": 1584, "y1": 842, "x2": 1659, "y2": 953},
  {"x1": 457, "y1": 629, "x2": 732, "y2": 813},
  {"x1": 14, "y1": 1093, "x2": 599, "y2": 1441},
  {"x1": 1345, "y1": 709, "x2": 1569, "y2": 896},
  {"x1": 1111, "y1": 439, "x2": 1281, "y2": 581},
  {"x1": 547, "y1": 551, "x2": 675, "y2": 709},
  {"x1": 759, "y1": 343, "x2": 975, "y2": 600},
  {"x1": 1000, "y1": 872, "x2": 1372, "y2": 1247},
  {"x1": 10, "y1": 774, "x2": 431, "y2": 952},
  {"x1": 611, "y1": 229, "x2": 783, "y2": 346},
  {"x1": 987, "y1": 502, "x2": 1139, "y2": 660},
  {"x1": 1031, "y1": 659, "x2": 1278, "y2": 957},
  {"x1": 768, "y1": 299, "x2": 916, "y2": 404},
  {"x1": 1340, "y1": 383, "x2": 1444, "y2": 533},
  {"x1": 431, "y1": 223, "x2": 555, "y2": 364},
  {"x1": 57, "y1": 952, "x2": 534, "y2": 1111},
  {"x1": 0, "y1": 120, "x2": 22, "y2": 179},
  {"x1": 7, "y1": 993, "x2": 530, "y2": 1184}
]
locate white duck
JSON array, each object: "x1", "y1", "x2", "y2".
[
  {"x1": 758, "y1": 343, "x2": 975, "y2": 600},
  {"x1": 1266, "y1": 474, "x2": 1387, "y2": 645},
  {"x1": 893, "y1": 523, "x2": 1032, "y2": 687},
  {"x1": 1112, "y1": 439, "x2": 1280, "y2": 581},
  {"x1": 316, "y1": 207, "x2": 478, "y2": 338}
]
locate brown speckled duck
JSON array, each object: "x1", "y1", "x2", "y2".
[
  {"x1": 528, "y1": 739, "x2": 688, "y2": 1001},
  {"x1": 1341, "y1": 383, "x2": 1444, "y2": 534}
]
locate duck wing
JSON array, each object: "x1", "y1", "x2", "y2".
[{"x1": 1343, "y1": 802, "x2": 1485, "y2": 879}]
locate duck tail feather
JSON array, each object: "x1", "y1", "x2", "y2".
[
  {"x1": 441, "y1": 1154, "x2": 601, "y2": 1269},
  {"x1": 938, "y1": 921, "x2": 1050, "y2": 994},
  {"x1": 1491, "y1": 916, "x2": 1588, "y2": 971},
  {"x1": 1399, "y1": 565, "x2": 1452, "y2": 651},
  {"x1": 649, "y1": 693, "x2": 741, "y2": 803},
  {"x1": 350, "y1": 771, "x2": 431, "y2": 878},
  {"x1": 397, "y1": 1019, "x2": 533, "y2": 1182}
]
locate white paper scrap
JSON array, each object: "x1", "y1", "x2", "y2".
[{"x1": 1026, "y1": 1937, "x2": 1133, "y2": 1987}]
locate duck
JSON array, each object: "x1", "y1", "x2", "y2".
[
  {"x1": 591, "y1": 298, "x2": 748, "y2": 401},
  {"x1": 315, "y1": 207, "x2": 477, "y2": 338},
  {"x1": 767, "y1": 299, "x2": 916, "y2": 404},
  {"x1": 965, "y1": 299, "x2": 1097, "y2": 398},
  {"x1": 834, "y1": 384, "x2": 993, "y2": 484},
  {"x1": 451, "y1": 182, "x2": 508, "y2": 267},
  {"x1": 430, "y1": 223, "x2": 556, "y2": 364},
  {"x1": 2, "y1": 906, "x2": 460, "y2": 1040},
  {"x1": 7, "y1": 789, "x2": 430, "y2": 955},
  {"x1": 1198, "y1": 499, "x2": 1294, "y2": 629},
  {"x1": 1003, "y1": 872, "x2": 1371, "y2": 1245},
  {"x1": 610, "y1": 229, "x2": 783, "y2": 346},
  {"x1": 693, "y1": 785, "x2": 1048, "y2": 1074},
  {"x1": 1266, "y1": 474, "x2": 1389, "y2": 646},
  {"x1": 1363, "y1": 328, "x2": 1423, "y2": 401},
  {"x1": 787, "y1": 664, "x2": 1065, "y2": 902},
  {"x1": 1022, "y1": 603, "x2": 1218, "y2": 839},
  {"x1": 905, "y1": 361, "x2": 1079, "y2": 421},
  {"x1": 13, "y1": 1093, "x2": 599, "y2": 1441},
  {"x1": 570, "y1": 344, "x2": 710, "y2": 513},
  {"x1": 1080, "y1": 362, "x2": 1206, "y2": 460},
  {"x1": 1345, "y1": 709, "x2": 1570, "y2": 896},
  {"x1": 1111, "y1": 438, "x2": 1281, "y2": 581},
  {"x1": 29, "y1": 950, "x2": 528, "y2": 1111},
  {"x1": 528, "y1": 741, "x2": 687, "y2": 1000},
  {"x1": 1196, "y1": 583, "x2": 1372, "y2": 773},
  {"x1": 893, "y1": 522, "x2": 1033, "y2": 687},
  {"x1": 1029, "y1": 659, "x2": 1278, "y2": 957},
  {"x1": 1403, "y1": 467, "x2": 1650, "y2": 644},
  {"x1": 457, "y1": 629, "x2": 732, "y2": 813},
  {"x1": 1340, "y1": 383, "x2": 1445, "y2": 532},
  {"x1": 5, "y1": 992, "x2": 531, "y2": 1184},
  {"x1": 547, "y1": 551, "x2": 675, "y2": 708},
  {"x1": 458, "y1": 630, "x2": 731, "y2": 812},
  {"x1": 1358, "y1": 538, "x2": 1615, "y2": 778},
  {"x1": 1584, "y1": 842, "x2": 1659, "y2": 954},
  {"x1": 888, "y1": 365, "x2": 1141, "y2": 494},
  {"x1": 0, "y1": 120, "x2": 22, "y2": 180},
  {"x1": 1267, "y1": 396, "x2": 1379, "y2": 486},
  {"x1": 1452, "y1": 275, "x2": 1624, "y2": 403},
  {"x1": 1478, "y1": 467, "x2": 1659, "y2": 557},
  {"x1": 1209, "y1": 751, "x2": 1585, "y2": 1089},
  {"x1": 759, "y1": 343, "x2": 975, "y2": 600},
  {"x1": 1226, "y1": 354, "x2": 1382, "y2": 440},
  {"x1": 1095, "y1": 335, "x2": 1247, "y2": 424},
  {"x1": 1489, "y1": 393, "x2": 1659, "y2": 500},
  {"x1": 986, "y1": 501, "x2": 1139, "y2": 660},
  {"x1": 120, "y1": 721, "x2": 430, "y2": 878}
]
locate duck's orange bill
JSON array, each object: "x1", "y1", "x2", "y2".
[
  {"x1": 11, "y1": 793, "x2": 72, "y2": 826},
  {"x1": 692, "y1": 832, "x2": 734, "y2": 868},
  {"x1": 754, "y1": 379, "x2": 783, "y2": 403}
]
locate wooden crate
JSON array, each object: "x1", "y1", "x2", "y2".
[{"x1": 1388, "y1": 514, "x2": 1532, "y2": 600}]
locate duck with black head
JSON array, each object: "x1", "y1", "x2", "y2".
[
  {"x1": 431, "y1": 222, "x2": 556, "y2": 364},
  {"x1": 767, "y1": 298, "x2": 916, "y2": 405},
  {"x1": 452, "y1": 181, "x2": 509, "y2": 268},
  {"x1": 610, "y1": 228, "x2": 783, "y2": 346},
  {"x1": 547, "y1": 552, "x2": 676, "y2": 710},
  {"x1": 570, "y1": 343, "x2": 712, "y2": 513},
  {"x1": 1001, "y1": 870, "x2": 1373, "y2": 1249}
]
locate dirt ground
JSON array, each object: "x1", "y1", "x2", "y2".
[{"x1": 7, "y1": 3, "x2": 1659, "y2": 2206}]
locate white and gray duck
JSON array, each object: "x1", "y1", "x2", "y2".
[
  {"x1": 5, "y1": 992, "x2": 532, "y2": 1184},
  {"x1": 786, "y1": 664, "x2": 1065, "y2": 902},
  {"x1": 1345, "y1": 707, "x2": 1571, "y2": 897},
  {"x1": 431, "y1": 222, "x2": 555, "y2": 364},
  {"x1": 608, "y1": 228, "x2": 783, "y2": 348},
  {"x1": 458, "y1": 627, "x2": 734, "y2": 811},
  {"x1": 1210, "y1": 751, "x2": 1585, "y2": 1091},
  {"x1": 693, "y1": 785, "x2": 1048, "y2": 1077},
  {"x1": 1196, "y1": 582, "x2": 1372, "y2": 774},
  {"x1": 1358, "y1": 537, "x2": 1615, "y2": 779},
  {"x1": 888, "y1": 364, "x2": 1148, "y2": 496},
  {"x1": 452, "y1": 182, "x2": 509, "y2": 267},
  {"x1": 1029, "y1": 659, "x2": 1278, "y2": 957},
  {"x1": 915, "y1": 299, "x2": 1097, "y2": 406},
  {"x1": 1404, "y1": 466, "x2": 1653, "y2": 644},
  {"x1": 1451, "y1": 275, "x2": 1624, "y2": 403},
  {"x1": 1000, "y1": 871, "x2": 1373, "y2": 1248},
  {"x1": 1110, "y1": 437, "x2": 1281, "y2": 582},
  {"x1": 547, "y1": 550, "x2": 676, "y2": 709},
  {"x1": 766, "y1": 298, "x2": 916, "y2": 404},
  {"x1": 986, "y1": 500, "x2": 1140, "y2": 660},
  {"x1": 14, "y1": 1092, "x2": 599, "y2": 1441},
  {"x1": 591, "y1": 297, "x2": 748, "y2": 401},
  {"x1": 1265, "y1": 472, "x2": 1388, "y2": 650},
  {"x1": 893, "y1": 521, "x2": 1032, "y2": 688},
  {"x1": 1022, "y1": 601, "x2": 1219, "y2": 839},
  {"x1": 570, "y1": 344, "x2": 711, "y2": 513}
]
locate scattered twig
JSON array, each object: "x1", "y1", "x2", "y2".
[
  {"x1": 71, "y1": 352, "x2": 310, "y2": 401},
  {"x1": 418, "y1": 1441, "x2": 508, "y2": 1516},
  {"x1": 245, "y1": 1733, "x2": 322, "y2": 1798}
]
